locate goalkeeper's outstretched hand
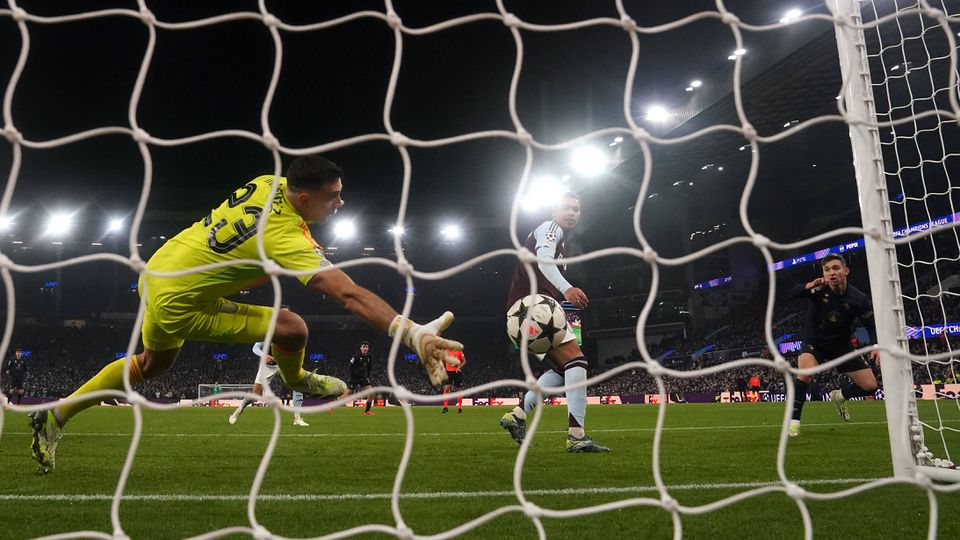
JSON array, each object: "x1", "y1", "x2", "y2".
[{"x1": 389, "y1": 311, "x2": 464, "y2": 386}]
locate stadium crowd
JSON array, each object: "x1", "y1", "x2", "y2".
[{"x1": 3, "y1": 259, "x2": 958, "y2": 403}]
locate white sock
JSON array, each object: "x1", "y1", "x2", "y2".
[
  {"x1": 564, "y1": 361, "x2": 588, "y2": 437},
  {"x1": 293, "y1": 391, "x2": 304, "y2": 417},
  {"x1": 238, "y1": 396, "x2": 256, "y2": 412},
  {"x1": 520, "y1": 369, "x2": 565, "y2": 418}
]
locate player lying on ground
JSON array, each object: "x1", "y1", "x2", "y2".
[
  {"x1": 229, "y1": 340, "x2": 315, "y2": 427},
  {"x1": 30, "y1": 155, "x2": 462, "y2": 473},
  {"x1": 789, "y1": 253, "x2": 879, "y2": 437},
  {"x1": 500, "y1": 192, "x2": 609, "y2": 453}
]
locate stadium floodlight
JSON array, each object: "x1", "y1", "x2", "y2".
[
  {"x1": 733, "y1": 48, "x2": 746, "y2": 56},
  {"x1": 440, "y1": 224, "x2": 461, "y2": 240},
  {"x1": 333, "y1": 219, "x2": 356, "y2": 239},
  {"x1": 690, "y1": 79, "x2": 702, "y2": 88},
  {"x1": 107, "y1": 217, "x2": 124, "y2": 233},
  {"x1": 0, "y1": 217, "x2": 13, "y2": 232},
  {"x1": 388, "y1": 225, "x2": 405, "y2": 236},
  {"x1": 44, "y1": 212, "x2": 73, "y2": 237},
  {"x1": 570, "y1": 146, "x2": 609, "y2": 177},
  {"x1": 646, "y1": 105, "x2": 669, "y2": 123},
  {"x1": 779, "y1": 8, "x2": 802, "y2": 23},
  {"x1": 521, "y1": 175, "x2": 564, "y2": 212}
]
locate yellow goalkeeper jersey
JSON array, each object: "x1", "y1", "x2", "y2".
[{"x1": 144, "y1": 175, "x2": 329, "y2": 310}]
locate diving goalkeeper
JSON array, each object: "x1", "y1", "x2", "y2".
[{"x1": 29, "y1": 155, "x2": 463, "y2": 474}]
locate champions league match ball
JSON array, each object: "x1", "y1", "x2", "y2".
[{"x1": 506, "y1": 294, "x2": 568, "y2": 354}]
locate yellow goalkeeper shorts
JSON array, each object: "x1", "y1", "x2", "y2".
[{"x1": 141, "y1": 296, "x2": 275, "y2": 352}]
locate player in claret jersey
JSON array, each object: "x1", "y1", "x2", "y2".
[
  {"x1": 29, "y1": 155, "x2": 463, "y2": 474},
  {"x1": 788, "y1": 254, "x2": 880, "y2": 437},
  {"x1": 500, "y1": 192, "x2": 609, "y2": 453}
]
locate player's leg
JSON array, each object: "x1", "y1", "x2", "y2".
[
  {"x1": 292, "y1": 391, "x2": 309, "y2": 426},
  {"x1": 188, "y1": 300, "x2": 346, "y2": 397},
  {"x1": 30, "y1": 345, "x2": 179, "y2": 474},
  {"x1": 844, "y1": 367, "x2": 879, "y2": 394},
  {"x1": 830, "y1": 365, "x2": 878, "y2": 422},
  {"x1": 790, "y1": 351, "x2": 819, "y2": 436},
  {"x1": 456, "y1": 376, "x2": 463, "y2": 413},
  {"x1": 442, "y1": 383, "x2": 450, "y2": 413},
  {"x1": 500, "y1": 368, "x2": 563, "y2": 444},
  {"x1": 548, "y1": 340, "x2": 609, "y2": 452},
  {"x1": 54, "y1": 346, "x2": 177, "y2": 427},
  {"x1": 230, "y1": 378, "x2": 266, "y2": 425},
  {"x1": 363, "y1": 384, "x2": 374, "y2": 415}
]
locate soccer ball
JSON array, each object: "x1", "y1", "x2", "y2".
[{"x1": 506, "y1": 294, "x2": 568, "y2": 354}]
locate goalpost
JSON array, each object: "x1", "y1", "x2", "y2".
[
  {"x1": 834, "y1": 0, "x2": 960, "y2": 481},
  {"x1": 197, "y1": 383, "x2": 255, "y2": 404}
]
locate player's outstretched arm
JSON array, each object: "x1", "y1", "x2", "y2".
[{"x1": 308, "y1": 268, "x2": 463, "y2": 386}]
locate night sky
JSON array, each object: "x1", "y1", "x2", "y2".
[
  {"x1": 4, "y1": 0, "x2": 948, "y2": 293},
  {"x1": 0, "y1": 1, "x2": 838, "y2": 223}
]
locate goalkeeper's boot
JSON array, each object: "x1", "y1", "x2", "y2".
[
  {"x1": 830, "y1": 389, "x2": 851, "y2": 422},
  {"x1": 292, "y1": 416, "x2": 310, "y2": 427},
  {"x1": 499, "y1": 412, "x2": 526, "y2": 445},
  {"x1": 29, "y1": 410, "x2": 63, "y2": 474},
  {"x1": 788, "y1": 419, "x2": 801, "y2": 437},
  {"x1": 566, "y1": 434, "x2": 611, "y2": 453},
  {"x1": 288, "y1": 371, "x2": 346, "y2": 398}
]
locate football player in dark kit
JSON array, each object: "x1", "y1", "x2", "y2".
[
  {"x1": 348, "y1": 341, "x2": 376, "y2": 415},
  {"x1": 4, "y1": 347, "x2": 28, "y2": 405},
  {"x1": 789, "y1": 254, "x2": 880, "y2": 437}
]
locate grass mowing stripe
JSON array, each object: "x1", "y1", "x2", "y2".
[
  {"x1": 0, "y1": 477, "x2": 881, "y2": 502},
  {"x1": 5, "y1": 419, "x2": 957, "y2": 438}
]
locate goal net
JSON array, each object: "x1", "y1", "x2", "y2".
[
  {"x1": 0, "y1": 0, "x2": 959, "y2": 538},
  {"x1": 853, "y1": 0, "x2": 960, "y2": 480}
]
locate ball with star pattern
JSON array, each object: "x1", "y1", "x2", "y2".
[{"x1": 506, "y1": 294, "x2": 568, "y2": 354}]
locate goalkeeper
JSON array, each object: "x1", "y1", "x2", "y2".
[{"x1": 30, "y1": 155, "x2": 463, "y2": 474}]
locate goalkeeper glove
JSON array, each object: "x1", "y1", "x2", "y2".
[{"x1": 389, "y1": 311, "x2": 464, "y2": 386}]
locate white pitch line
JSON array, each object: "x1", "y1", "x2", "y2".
[
  {"x1": 4, "y1": 420, "x2": 958, "y2": 439},
  {"x1": 0, "y1": 477, "x2": 882, "y2": 502}
]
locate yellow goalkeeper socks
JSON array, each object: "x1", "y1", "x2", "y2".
[
  {"x1": 56, "y1": 355, "x2": 144, "y2": 426},
  {"x1": 272, "y1": 344, "x2": 306, "y2": 384}
]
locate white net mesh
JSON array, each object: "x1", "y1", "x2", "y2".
[
  {"x1": 861, "y1": 0, "x2": 960, "y2": 473},
  {"x1": 0, "y1": 0, "x2": 959, "y2": 538}
]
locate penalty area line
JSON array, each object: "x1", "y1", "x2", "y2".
[{"x1": 0, "y1": 477, "x2": 882, "y2": 502}]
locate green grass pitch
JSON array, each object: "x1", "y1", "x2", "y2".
[{"x1": 1, "y1": 401, "x2": 958, "y2": 539}]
